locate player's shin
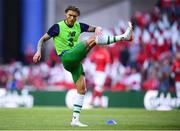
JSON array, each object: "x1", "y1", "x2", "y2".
[{"x1": 72, "y1": 93, "x2": 84, "y2": 120}]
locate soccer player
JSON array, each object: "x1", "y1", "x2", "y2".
[
  {"x1": 89, "y1": 46, "x2": 111, "y2": 107},
  {"x1": 33, "y1": 5, "x2": 133, "y2": 127}
]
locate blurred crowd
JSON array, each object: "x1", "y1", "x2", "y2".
[{"x1": 0, "y1": 0, "x2": 179, "y2": 92}]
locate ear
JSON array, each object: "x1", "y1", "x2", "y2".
[{"x1": 65, "y1": 13, "x2": 67, "y2": 17}]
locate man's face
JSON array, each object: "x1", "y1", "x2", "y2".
[{"x1": 65, "y1": 10, "x2": 79, "y2": 26}]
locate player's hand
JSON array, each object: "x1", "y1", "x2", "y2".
[
  {"x1": 95, "y1": 26, "x2": 103, "y2": 36},
  {"x1": 33, "y1": 51, "x2": 41, "y2": 63}
]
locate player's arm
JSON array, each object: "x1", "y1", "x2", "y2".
[
  {"x1": 37, "y1": 33, "x2": 51, "y2": 53},
  {"x1": 33, "y1": 33, "x2": 51, "y2": 63},
  {"x1": 80, "y1": 23, "x2": 102, "y2": 35},
  {"x1": 33, "y1": 24, "x2": 59, "y2": 63}
]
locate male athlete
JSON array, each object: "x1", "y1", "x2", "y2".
[{"x1": 33, "y1": 5, "x2": 133, "y2": 127}]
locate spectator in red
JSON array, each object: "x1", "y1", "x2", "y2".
[
  {"x1": 172, "y1": 52, "x2": 180, "y2": 97},
  {"x1": 0, "y1": 67, "x2": 8, "y2": 88}
]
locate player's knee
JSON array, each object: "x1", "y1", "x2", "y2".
[
  {"x1": 86, "y1": 36, "x2": 96, "y2": 45},
  {"x1": 78, "y1": 87, "x2": 87, "y2": 94},
  {"x1": 76, "y1": 75, "x2": 87, "y2": 94},
  {"x1": 77, "y1": 83, "x2": 87, "y2": 94}
]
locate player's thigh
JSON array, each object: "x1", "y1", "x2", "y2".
[
  {"x1": 67, "y1": 42, "x2": 87, "y2": 62},
  {"x1": 71, "y1": 63, "x2": 85, "y2": 83}
]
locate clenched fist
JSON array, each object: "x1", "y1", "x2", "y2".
[{"x1": 33, "y1": 51, "x2": 41, "y2": 63}]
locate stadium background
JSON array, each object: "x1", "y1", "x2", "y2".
[
  {"x1": 0, "y1": 0, "x2": 156, "y2": 63},
  {"x1": 0, "y1": 0, "x2": 179, "y2": 110}
]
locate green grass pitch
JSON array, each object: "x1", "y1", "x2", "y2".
[{"x1": 0, "y1": 107, "x2": 179, "y2": 130}]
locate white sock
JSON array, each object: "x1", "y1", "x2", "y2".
[
  {"x1": 95, "y1": 22, "x2": 132, "y2": 45},
  {"x1": 95, "y1": 34, "x2": 126, "y2": 45},
  {"x1": 72, "y1": 93, "x2": 84, "y2": 120}
]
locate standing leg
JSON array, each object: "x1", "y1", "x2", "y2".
[{"x1": 71, "y1": 75, "x2": 88, "y2": 127}]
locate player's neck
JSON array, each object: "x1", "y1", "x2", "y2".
[{"x1": 64, "y1": 20, "x2": 74, "y2": 27}]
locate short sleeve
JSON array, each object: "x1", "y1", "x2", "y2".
[
  {"x1": 80, "y1": 23, "x2": 90, "y2": 33},
  {"x1": 47, "y1": 24, "x2": 60, "y2": 37}
]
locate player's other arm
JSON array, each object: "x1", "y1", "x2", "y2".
[
  {"x1": 33, "y1": 33, "x2": 51, "y2": 63},
  {"x1": 33, "y1": 24, "x2": 59, "y2": 63}
]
